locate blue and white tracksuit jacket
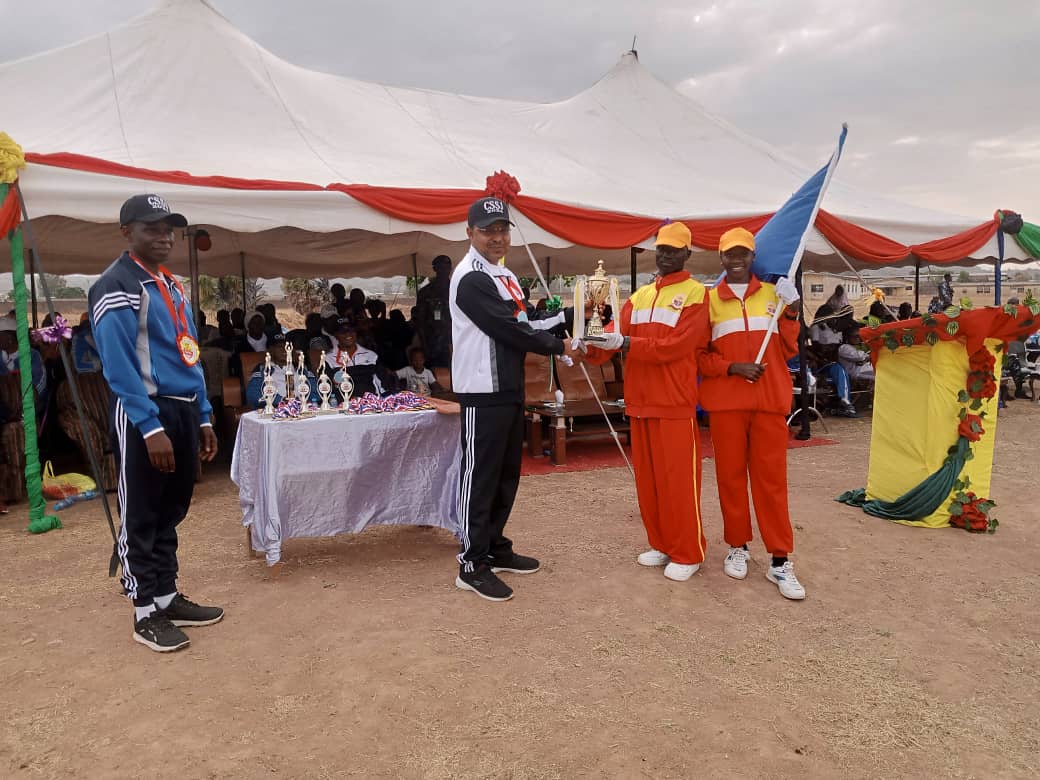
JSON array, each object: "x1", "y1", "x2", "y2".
[{"x1": 87, "y1": 252, "x2": 212, "y2": 437}]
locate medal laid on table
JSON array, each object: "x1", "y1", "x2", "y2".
[{"x1": 131, "y1": 254, "x2": 200, "y2": 367}]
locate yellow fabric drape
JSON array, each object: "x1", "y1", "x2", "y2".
[{"x1": 865, "y1": 339, "x2": 1000, "y2": 527}]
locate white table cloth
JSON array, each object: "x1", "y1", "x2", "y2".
[{"x1": 231, "y1": 409, "x2": 461, "y2": 564}]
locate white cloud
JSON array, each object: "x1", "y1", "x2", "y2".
[{"x1": 892, "y1": 136, "x2": 920, "y2": 146}]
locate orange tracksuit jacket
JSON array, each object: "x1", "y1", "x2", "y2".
[
  {"x1": 698, "y1": 275, "x2": 800, "y2": 555},
  {"x1": 588, "y1": 270, "x2": 711, "y2": 564}
]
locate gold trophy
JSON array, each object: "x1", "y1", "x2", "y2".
[{"x1": 573, "y1": 260, "x2": 621, "y2": 339}]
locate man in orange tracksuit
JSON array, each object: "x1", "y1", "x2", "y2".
[
  {"x1": 579, "y1": 222, "x2": 711, "y2": 582},
  {"x1": 698, "y1": 227, "x2": 806, "y2": 600}
]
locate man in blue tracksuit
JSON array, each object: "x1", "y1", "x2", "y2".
[{"x1": 89, "y1": 194, "x2": 223, "y2": 653}]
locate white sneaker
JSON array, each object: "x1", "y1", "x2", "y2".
[
  {"x1": 723, "y1": 547, "x2": 749, "y2": 580},
  {"x1": 637, "y1": 549, "x2": 670, "y2": 567},
  {"x1": 663, "y1": 562, "x2": 700, "y2": 581},
  {"x1": 766, "y1": 561, "x2": 806, "y2": 600}
]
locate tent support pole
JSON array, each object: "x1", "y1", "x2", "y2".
[
  {"x1": 914, "y1": 259, "x2": 920, "y2": 314},
  {"x1": 546, "y1": 257, "x2": 551, "y2": 295},
  {"x1": 630, "y1": 248, "x2": 637, "y2": 295},
  {"x1": 795, "y1": 266, "x2": 811, "y2": 440},
  {"x1": 187, "y1": 228, "x2": 201, "y2": 329},
  {"x1": 994, "y1": 259, "x2": 1002, "y2": 306},
  {"x1": 240, "y1": 252, "x2": 247, "y2": 310},
  {"x1": 411, "y1": 253, "x2": 419, "y2": 302},
  {"x1": 29, "y1": 250, "x2": 38, "y2": 328}
]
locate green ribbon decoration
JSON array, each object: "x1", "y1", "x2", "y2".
[
  {"x1": 2, "y1": 183, "x2": 60, "y2": 533},
  {"x1": 836, "y1": 437, "x2": 970, "y2": 521},
  {"x1": 1012, "y1": 219, "x2": 1040, "y2": 259}
]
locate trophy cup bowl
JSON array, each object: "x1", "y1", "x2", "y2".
[
  {"x1": 585, "y1": 262, "x2": 611, "y2": 337},
  {"x1": 574, "y1": 260, "x2": 622, "y2": 341}
]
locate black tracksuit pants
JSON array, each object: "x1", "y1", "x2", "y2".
[
  {"x1": 456, "y1": 402, "x2": 524, "y2": 573},
  {"x1": 111, "y1": 396, "x2": 199, "y2": 606}
]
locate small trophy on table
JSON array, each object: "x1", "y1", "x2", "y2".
[
  {"x1": 573, "y1": 260, "x2": 621, "y2": 340},
  {"x1": 283, "y1": 342, "x2": 296, "y2": 401},
  {"x1": 316, "y1": 351, "x2": 336, "y2": 414},
  {"x1": 259, "y1": 353, "x2": 277, "y2": 416},
  {"x1": 294, "y1": 351, "x2": 312, "y2": 412}
]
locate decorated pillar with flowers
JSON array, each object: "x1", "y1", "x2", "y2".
[
  {"x1": 1, "y1": 132, "x2": 61, "y2": 533},
  {"x1": 838, "y1": 300, "x2": 1039, "y2": 532}
]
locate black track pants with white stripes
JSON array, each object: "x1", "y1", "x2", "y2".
[
  {"x1": 456, "y1": 402, "x2": 523, "y2": 573},
  {"x1": 111, "y1": 396, "x2": 200, "y2": 606}
]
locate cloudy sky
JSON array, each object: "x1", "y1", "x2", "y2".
[{"x1": 2, "y1": 0, "x2": 1036, "y2": 220}]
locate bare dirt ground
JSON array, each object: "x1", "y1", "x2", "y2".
[{"x1": 2, "y1": 403, "x2": 1038, "y2": 779}]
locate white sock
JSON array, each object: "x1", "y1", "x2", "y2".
[
  {"x1": 134, "y1": 603, "x2": 156, "y2": 622},
  {"x1": 154, "y1": 592, "x2": 177, "y2": 610}
]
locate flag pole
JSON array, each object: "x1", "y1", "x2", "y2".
[{"x1": 753, "y1": 124, "x2": 847, "y2": 364}]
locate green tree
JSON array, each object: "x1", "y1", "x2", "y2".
[
  {"x1": 957, "y1": 270, "x2": 971, "y2": 283},
  {"x1": 405, "y1": 275, "x2": 428, "y2": 293},
  {"x1": 282, "y1": 278, "x2": 331, "y2": 315},
  {"x1": 32, "y1": 274, "x2": 85, "y2": 298},
  {"x1": 199, "y1": 275, "x2": 265, "y2": 312}
]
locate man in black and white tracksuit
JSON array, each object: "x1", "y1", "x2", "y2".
[{"x1": 451, "y1": 196, "x2": 579, "y2": 602}]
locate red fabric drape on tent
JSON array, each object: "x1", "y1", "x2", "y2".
[
  {"x1": 25, "y1": 152, "x2": 326, "y2": 192},
  {"x1": 23, "y1": 152, "x2": 1004, "y2": 265},
  {"x1": 0, "y1": 186, "x2": 21, "y2": 235},
  {"x1": 815, "y1": 210, "x2": 999, "y2": 264}
]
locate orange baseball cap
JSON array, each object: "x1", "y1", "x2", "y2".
[
  {"x1": 655, "y1": 221, "x2": 692, "y2": 249},
  {"x1": 719, "y1": 227, "x2": 755, "y2": 253}
]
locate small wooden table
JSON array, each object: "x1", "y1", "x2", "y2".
[{"x1": 526, "y1": 399, "x2": 629, "y2": 466}]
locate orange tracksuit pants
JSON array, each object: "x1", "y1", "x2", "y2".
[
  {"x1": 630, "y1": 417, "x2": 706, "y2": 565},
  {"x1": 708, "y1": 410, "x2": 794, "y2": 556}
]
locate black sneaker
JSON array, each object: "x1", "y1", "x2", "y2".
[
  {"x1": 455, "y1": 565, "x2": 514, "y2": 602},
  {"x1": 133, "y1": 613, "x2": 190, "y2": 653},
  {"x1": 490, "y1": 552, "x2": 541, "y2": 575},
  {"x1": 158, "y1": 594, "x2": 224, "y2": 627}
]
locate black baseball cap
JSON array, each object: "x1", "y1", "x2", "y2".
[
  {"x1": 467, "y1": 197, "x2": 513, "y2": 229},
  {"x1": 269, "y1": 332, "x2": 287, "y2": 343},
  {"x1": 334, "y1": 318, "x2": 356, "y2": 334},
  {"x1": 119, "y1": 194, "x2": 188, "y2": 227}
]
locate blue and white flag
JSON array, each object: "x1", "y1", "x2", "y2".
[{"x1": 751, "y1": 124, "x2": 848, "y2": 281}]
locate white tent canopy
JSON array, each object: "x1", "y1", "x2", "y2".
[{"x1": 1, "y1": 0, "x2": 1029, "y2": 278}]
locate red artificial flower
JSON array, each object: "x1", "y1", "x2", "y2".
[
  {"x1": 484, "y1": 171, "x2": 522, "y2": 203},
  {"x1": 960, "y1": 502, "x2": 988, "y2": 526},
  {"x1": 967, "y1": 371, "x2": 997, "y2": 399},
  {"x1": 968, "y1": 348, "x2": 996, "y2": 374},
  {"x1": 957, "y1": 415, "x2": 985, "y2": 442}
]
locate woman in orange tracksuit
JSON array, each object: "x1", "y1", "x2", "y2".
[
  {"x1": 698, "y1": 227, "x2": 807, "y2": 600},
  {"x1": 582, "y1": 222, "x2": 711, "y2": 582}
]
